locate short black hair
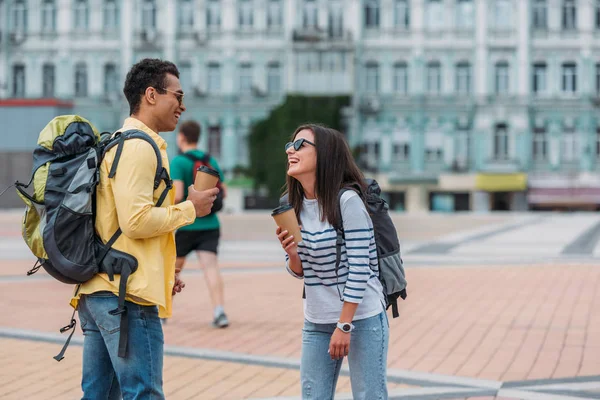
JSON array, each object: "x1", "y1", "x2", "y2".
[
  {"x1": 123, "y1": 58, "x2": 180, "y2": 115},
  {"x1": 179, "y1": 120, "x2": 201, "y2": 144}
]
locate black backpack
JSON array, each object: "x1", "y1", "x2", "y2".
[
  {"x1": 334, "y1": 179, "x2": 407, "y2": 318},
  {"x1": 15, "y1": 116, "x2": 172, "y2": 361},
  {"x1": 181, "y1": 152, "x2": 223, "y2": 214}
]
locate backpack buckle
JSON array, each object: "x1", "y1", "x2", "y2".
[{"x1": 59, "y1": 319, "x2": 76, "y2": 333}]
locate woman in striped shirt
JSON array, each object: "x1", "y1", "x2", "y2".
[{"x1": 276, "y1": 124, "x2": 389, "y2": 399}]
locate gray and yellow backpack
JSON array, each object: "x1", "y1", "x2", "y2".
[{"x1": 15, "y1": 115, "x2": 172, "y2": 361}]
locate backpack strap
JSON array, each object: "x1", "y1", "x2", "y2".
[
  {"x1": 333, "y1": 188, "x2": 354, "y2": 302},
  {"x1": 97, "y1": 129, "x2": 172, "y2": 358}
]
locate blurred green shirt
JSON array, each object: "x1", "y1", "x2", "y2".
[{"x1": 170, "y1": 149, "x2": 223, "y2": 231}]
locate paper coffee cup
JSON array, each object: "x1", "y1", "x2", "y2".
[
  {"x1": 272, "y1": 204, "x2": 302, "y2": 244},
  {"x1": 194, "y1": 165, "x2": 220, "y2": 191}
]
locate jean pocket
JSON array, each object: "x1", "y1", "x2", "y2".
[{"x1": 84, "y1": 296, "x2": 121, "y2": 334}]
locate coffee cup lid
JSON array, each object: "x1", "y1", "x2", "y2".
[
  {"x1": 197, "y1": 165, "x2": 220, "y2": 178},
  {"x1": 271, "y1": 203, "x2": 293, "y2": 216}
]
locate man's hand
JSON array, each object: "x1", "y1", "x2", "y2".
[
  {"x1": 172, "y1": 273, "x2": 185, "y2": 296},
  {"x1": 329, "y1": 327, "x2": 351, "y2": 360},
  {"x1": 187, "y1": 186, "x2": 219, "y2": 217}
]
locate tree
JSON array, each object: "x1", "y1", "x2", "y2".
[{"x1": 248, "y1": 95, "x2": 351, "y2": 200}]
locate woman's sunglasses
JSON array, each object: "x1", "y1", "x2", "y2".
[{"x1": 285, "y1": 138, "x2": 315, "y2": 151}]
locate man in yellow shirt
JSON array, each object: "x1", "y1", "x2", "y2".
[{"x1": 71, "y1": 59, "x2": 219, "y2": 399}]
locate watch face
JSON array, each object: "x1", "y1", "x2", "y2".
[{"x1": 343, "y1": 324, "x2": 350, "y2": 332}]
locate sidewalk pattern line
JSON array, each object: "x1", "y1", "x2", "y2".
[
  {"x1": 2, "y1": 328, "x2": 599, "y2": 400},
  {"x1": 562, "y1": 221, "x2": 600, "y2": 255}
]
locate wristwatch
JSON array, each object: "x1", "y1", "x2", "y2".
[{"x1": 336, "y1": 321, "x2": 355, "y2": 333}]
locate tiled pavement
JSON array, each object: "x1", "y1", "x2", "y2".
[{"x1": 1, "y1": 210, "x2": 600, "y2": 399}]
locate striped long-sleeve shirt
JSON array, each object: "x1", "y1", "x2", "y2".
[{"x1": 285, "y1": 191, "x2": 384, "y2": 324}]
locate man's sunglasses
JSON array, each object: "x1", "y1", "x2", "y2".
[
  {"x1": 285, "y1": 138, "x2": 315, "y2": 151},
  {"x1": 160, "y1": 87, "x2": 185, "y2": 106}
]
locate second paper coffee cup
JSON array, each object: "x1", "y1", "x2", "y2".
[
  {"x1": 194, "y1": 165, "x2": 220, "y2": 191},
  {"x1": 272, "y1": 204, "x2": 302, "y2": 244}
]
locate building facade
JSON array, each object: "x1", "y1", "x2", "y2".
[{"x1": 1, "y1": 0, "x2": 600, "y2": 211}]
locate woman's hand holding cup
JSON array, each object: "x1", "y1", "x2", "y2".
[{"x1": 276, "y1": 226, "x2": 299, "y2": 258}]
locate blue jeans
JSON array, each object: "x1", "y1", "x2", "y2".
[
  {"x1": 78, "y1": 292, "x2": 165, "y2": 400},
  {"x1": 301, "y1": 311, "x2": 389, "y2": 400}
]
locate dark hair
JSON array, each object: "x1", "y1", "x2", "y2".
[
  {"x1": 123, "y1": 58, "x2": 180, "y2": 115},
  {"x1": 179, "y1": 120, "x2": 201, "y2": 144},
  {"x1": 285, "y1": 124, "x2": 366, "y2": 228}
]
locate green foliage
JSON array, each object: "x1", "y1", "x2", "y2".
[{"x1": 248, "y1": 95, "x2": 351, "y2": 199}]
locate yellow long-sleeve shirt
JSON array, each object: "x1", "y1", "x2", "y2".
[{"x1": 70, "y1": 117, "x2": 196, "y2": 318}]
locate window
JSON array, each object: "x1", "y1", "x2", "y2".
[
  {"x1": 207, "y1": 0, "x2": 221, "y2": 29},
  {"x1": 104, "y1": 63, "x2": 118, "y2": 96},
  {"x1": 596, "y1": 0, "x2": 600, "y2": 30},
  {"x1": 532, "y1": 0, "x2": 547, "y2": 30},
  {"x1": 455, "y1": 130, "x2": 470, "y2": 168},
  {"x1": 425, "y1": 132, "x2": 443, "y2": 161},
  {"x1": 207, "y1": 63, "x2": 221, "y2": 93},
  {"x1": 11, "y1": 0, "x2": 28, "y2": 32},
  {"x1": 239, "y1": 63, "x2": 253, "y2": 94},
  {"x1": 495, "y1": 62, "x2": 509, "y2": 94},
  {"x1": 103, "y1": 0, "x2": 119, "y2": 30},
  {"x1": 12, "y1": 64, "x2": 26, "y2": 97},
  {"x1": 178, "y1": 62, "x2": 192, "y2": 93},
  {"x1": 596, "y1": 128, "x2": 600, "y2": 157},
  {"x1": 394, "y1": 0, "x2": 410, "y2": 29},
  {"x1": 364, "y1": 0, "x2": 380, "y2": 29},
  {"x1": 426, "y1": 61, "x2": 441, "y2": 94},
  {"x1": 267, "y1": 62, "x2": 281, "y2": 93},
  {"x1": 456, "y1": 0, "x2": 473, "y2": 30},
  {"x1": 42, "y1": 64, "x2": 55, "y2": 97},
  {"x1": 562, "y1": 0, "x2": 577, "y2": 31},
  {"x1": 494, "y1": 0, "x2": 512, "y2": 29},
  {"x1": 179, "y1": 0, "x2": 194, "y2": 29},
  {"x1": 393, "y1": 143, "x2": 410, "y2": 162},
  {"x1": 562, "y1": 62, "x2": 577, "y2": 93},
  {"x1": 532, "y1": 126, "x2": 547, "y2": 161},
  {"x1": 41, "y1": 0, "x2": 57, "y2": 32},
  {"x1": 238, "y1": 0, "x2": 253, "y2": 28},
  {"x1": 73, "y1": 0, "x2": 89, "y2": 31},
  {"x1": 141, "y1": 0, "x2": 156, "y2": 29},
  {"x1": 267, "y1": 0, "x2": 282, "y2": 29},
  {"x1": 74, "y1": 63, "x2": 88, "y2": 97},
  {"x1": 427, "y1": 0, "x2": 444, "y2": 31},
  {"x1": 329, "y1": 0, "x2": 344, "y2": 38},
  {"x1": 562, "y1": 129, "x2": 577, "y2": 162},
  {"x1": 303, "y1": 0, "x2": 318, "y2": 28},
  {"x1": 393, "y1": 62, "x2": 408, "y2": 94},
  {"x1": 532, "y1": 63, "x2": 547, "y2": 95},
  {"x1": 596, "y1": 64, "x2": 600, "y2": 95},
  {"x1": 493, "y1": 124, "x2": 509, "y2": 160},
  {"x1": 456, "y1": 62, "x2": 471, "y2": 95},
  {"x1": 363, "y1": 142, "x2": 380, "y2": 170},
  {"x1": 208, "y1": 125, "x2": 221, "y2": 157},
  {"x1": 365, "y1": 62, "x2": 379, "y2": 93}
]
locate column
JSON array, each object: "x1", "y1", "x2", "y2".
[
  {"x1": 406, "y1": 186, "x2": 428, "y2": 213},
  {"x1": 472, "y1": 191, "x2": 490, "y2": 212},
  {"x1": 381, "y1": 119, "x2": 393, "y2": 172},
  {"x1": 474, "y1": 0, "x2": 488, "y2": 97},
  {"x1": 580, "y1": 114, "x2": 594, "y2": 172},
  {"x1": 381, "y1": 0, "x2": 394, "y2": 32},
  {"x1": 195, "y1": 0, "x2": 207, "y2": 31},
  {"x1": 0, "y1": 0, "x2": 7, "y2": 98},
  {"x1": 255, "y1": 0, "x2": 267, "y2": 32},
  {"x1": 28, "y1": 58, "x2": 42, "y2": 98},
  {"x1": 318, "y1": 0, "x2": 328, "y2": 30},
  {"x1": 221, "y1": 112, "x2": 237, "y2": 175},
  {"x1": 411, "y1": 0, "x2": 425, "y2": 95},
  {"x1": 443, "y1": 122, "x2": 454, "y2": 168},
  {"x1": 580, "y1": 0, "x2": 594, "y2": 96},
  {"x1": 163, "y1": 0, "x2": 176, "y2": 62},
  {"x1": 410, "y1": 117, "x2": 425, "y2": 173},
  {"x1": 120, "y1": 0, "x2": 134, "y2": 78},
  {"x1": 516, "y1": 0, "x2": 529, "y2": 97}
]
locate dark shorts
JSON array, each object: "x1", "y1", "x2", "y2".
[{"x1": 175, "y1": 229, "x2": 220, "y2": 258}]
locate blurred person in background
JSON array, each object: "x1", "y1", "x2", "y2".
[{"x1": 170, "y1": 120, "x2": 229, "y2": 328}]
